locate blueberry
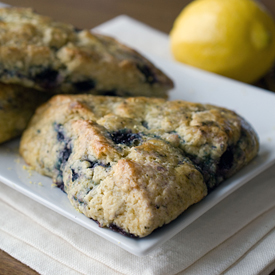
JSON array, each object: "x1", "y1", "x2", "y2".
[
  {"x1": 54, "y1": 123, "x2": 72, "y2": 187},
  {"x1": 86, "y1": 160, "x2": 110, "y2": 169},
  {"x1": 183, "y1": 153, "x2": 216, "y2": 191},
  {"x1": 141, "y1": 121, "x2": 149, "y2": 129},
  {"x1": 59, "y1": 145, "x2": 72, "y2": 164},
  {"x1": 71, "y1": 169, "x2": 79, "y2": 182},
  {"x1": 218, "y1": 147, "x2": 234, "y2": 172},
  {"x1": 137, "y1": 64, "x2": 157, "y2": 84},
  {"x1": 54, "y1": 172, "x2": 66, "y2": 193},
  {"x1": 34, "y1": 68, "x2": 59, "y2": 89},
  {"x1": 54, "y1": 123, "x2": 65, "y2": 142},
  {"x1": 110, "y1": 129, "x2": 141, "y2": 146},
  {"x1": 109, "y1": 223, "x2": 139, "y2": 238},
  {"x1": 73, "y1": 80, "x2": 95, "y2": 92},
  {"x1": 101, "y1": 90, "x2": 118, "y2": 96}
]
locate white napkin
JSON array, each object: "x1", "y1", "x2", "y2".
[{"x1": 1, "y1": 14, "x2": 275, "y2": 275}]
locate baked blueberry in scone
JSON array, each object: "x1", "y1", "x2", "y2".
[
  {"x1": 0, "y1": 8, "x2": 173, "y2": 98},
  {"x1": 0, "y1": 83, "x2": 50, "y2": 144},
  {"x1": 19, "y1": 95, "x2": 259, "y2": 237}
]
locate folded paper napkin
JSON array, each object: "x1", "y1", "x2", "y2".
[{"x1": 1, "y1": 13, "x2": 275, "y2": 275}]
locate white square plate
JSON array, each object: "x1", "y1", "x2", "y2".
[{"x1": 0, "y1": 17, "x2": 275, "y2": 256}]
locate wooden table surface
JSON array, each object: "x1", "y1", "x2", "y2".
[{"x1": 0, "y1": 0, "x2": 275, "y2": 274}]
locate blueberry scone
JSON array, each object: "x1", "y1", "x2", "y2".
[
  {"x1": 0, "y1": 7, "x2": 173, "y2": 97},
  {"x1": 20, "y1": 95, "x2": 259, "y2": 237},
  {"x1": 0, "y1": 83, "x2": 49, "y2": 144}
]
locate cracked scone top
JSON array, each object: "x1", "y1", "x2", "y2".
[
  {"x1": 20, "y1": 95, "x2": 259, "y2": 237},
  {"x1": 0, "y1": 8, "x2": 173, "y2": 97}
]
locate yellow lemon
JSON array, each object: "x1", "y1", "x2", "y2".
[{"x1": 170, "y1": 0, "x2": 275, "y2": 83}]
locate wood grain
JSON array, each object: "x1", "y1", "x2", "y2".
[
  {"x1": 0, "y1": 0, "x2": 275, "y2": 274},
  {"x1": 0, "y1": 249, "x2": 38, "y2": 275}
]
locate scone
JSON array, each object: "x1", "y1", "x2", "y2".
[
  {"x1": 0, "y1": 83, "x2": 49, "y2": 144},
  {"x1": 20, "y1": 95, "x2": 259, "y2": 237},
  {"x1": 0, "y1": 7, "x2": 173, "y2": 98}
]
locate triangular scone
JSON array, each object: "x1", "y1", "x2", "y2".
[
  {"x1": 20, "y1": 95, "x2": 259, "y2": 237},
  {"x1": 0, "y1": 8, "x2": 173, "y2": 98}
]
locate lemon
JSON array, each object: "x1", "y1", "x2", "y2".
[{"x1": 170, "y1": 0, "x2": 275, "y2": 83}]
